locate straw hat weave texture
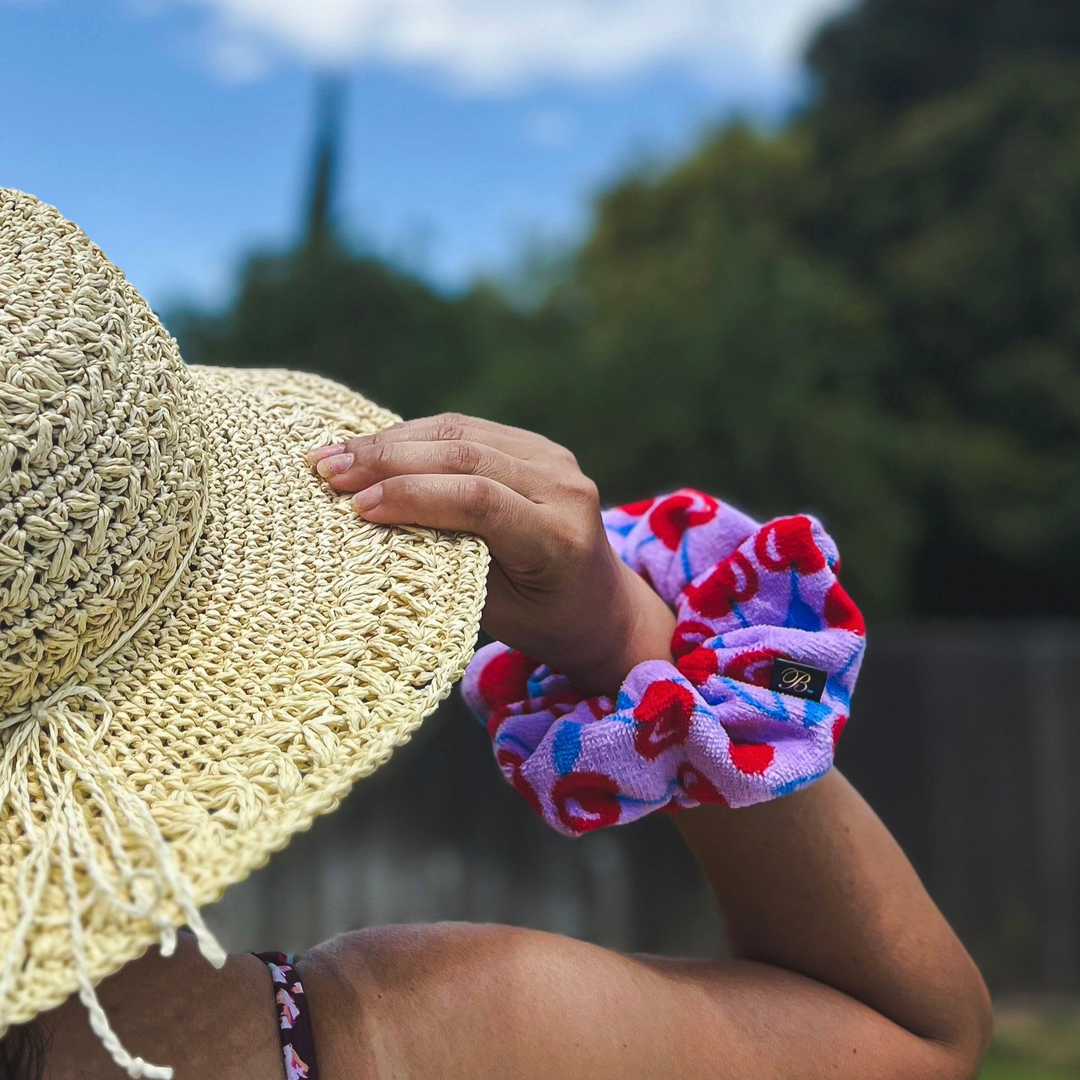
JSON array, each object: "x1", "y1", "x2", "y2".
[{"x1": 0, "y1": 189, "x2": 489, "y2": 1066}]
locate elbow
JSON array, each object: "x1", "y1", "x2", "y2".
[
  {"x1": 964, "y1": 976, "x2": 995, "y2": 1079},
  {"x1": 939, "y1": 965, "x2": 994, "y2": 1080}
]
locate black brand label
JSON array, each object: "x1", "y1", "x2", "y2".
[{"x1": 769, "y1": 658, "x2": 828, "y2": 702}]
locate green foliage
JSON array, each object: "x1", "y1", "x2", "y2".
[
  {"x1": 171, "y1": 238, "x2": 491, "y2": 421},
  {"x1": 799, "y1": 56, "x2": 1080, "y2": 613},
  {"x1": 808, "y1": 0, "x2": 1080, "y2": 118},
  {"x1": 169, "y1": 0, "x2": 1080, "y2": 618},
  {"x1": 470, "y1": 127, "x2": 915, "y2": 612}
]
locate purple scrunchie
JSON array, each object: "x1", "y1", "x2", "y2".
[{"x1": 461, "y1": 490, "x2": 866, "y2": 836}]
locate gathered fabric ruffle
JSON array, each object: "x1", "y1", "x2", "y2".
[{"x1": 461, "y1": 490, "x2": 866, "y2": 837}]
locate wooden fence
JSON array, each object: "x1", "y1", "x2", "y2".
[{"x1": 206, "y1": 621, "x2": 1080, "y2": 993}]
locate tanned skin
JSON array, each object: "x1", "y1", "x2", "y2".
[{"x1": 39, "y1": 414, "x2": 993, "y2": 1080}]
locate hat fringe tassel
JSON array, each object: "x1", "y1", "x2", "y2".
[{"x1": 0, "y1": 689, "x2": 227, "y2": 1079}]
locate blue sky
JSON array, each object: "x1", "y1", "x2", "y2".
[{"x1": 1, "y1": 0, "x2": 844, "y2": 312}]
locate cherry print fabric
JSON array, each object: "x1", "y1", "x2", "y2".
[{"x1": 460, "y1": 490, "x2": 866, "y2": 836}]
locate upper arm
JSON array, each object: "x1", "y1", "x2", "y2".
[
  {"x1": 41, "y1": 936, "x2": 282, "y2": 1080},
  {"x1": 298, "y1": 923, "x2": 976, "y2": 1080}
]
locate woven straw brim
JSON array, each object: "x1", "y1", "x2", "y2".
[{"x1": 0, "y1": 365, "x2": 489, "y2": 1026}]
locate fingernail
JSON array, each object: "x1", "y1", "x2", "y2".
[
  {"x1": 307, "y1": 443, "x2": 345, "y2": 465},
  {"x1": 352, "y1": 484, "x2": 383, "y2": 513},
  {"x1": 316, "y1": 453, "x2": 354, "y2": 479}
]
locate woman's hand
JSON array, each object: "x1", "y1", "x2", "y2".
[{"x1": 308, "y1": 413, "x2": 674, "y2": 696}]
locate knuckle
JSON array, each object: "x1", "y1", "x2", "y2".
[
  {"x1": 446, "y1": 439, "x2": 483, "y2": 474},
  {"x1": 364, "y1": 439, "x2": 395, "y2": 471},
  {"x1": 435, "y1": 421, "x2": 466, "y2": 443},
  {"x1": 433, "y1": 412, "x2": 469, "y2": 442},
  {"x1": 551, "y1": 517, "x2": 593, "y2": 561},
  {"x1": 360, "y1": 423, "x2": 395, "y2": 445},
  {"x1": 571, "y1": 475, "x2": 600, "y2": 506},
  {"x1": 349, "y1": 429, "x2": 390, "y2": 459},
  {"x1": 459, "y1": 477, "x2": 501, "y2": 525},
  {"x1": 543, "y1": 438, "x2": 578, "y2": 467}
]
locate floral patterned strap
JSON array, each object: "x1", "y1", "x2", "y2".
[
  {"x1": 255, "y1": 952, "x2": 321, "y2": 1080},
  {"x1": 461, "y1": 490, "x2": 866, "y2": 837}
]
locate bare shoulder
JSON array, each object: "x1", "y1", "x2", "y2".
[{"x1": 297, "y1": 922, "x2": 739, "y2": 1080}]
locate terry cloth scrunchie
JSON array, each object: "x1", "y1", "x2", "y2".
[{"x1": 460, "y1": 490, "x2": 867, "y2": 837}]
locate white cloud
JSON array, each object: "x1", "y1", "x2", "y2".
[{"x1": 179, "y1": 0, "x2": 850, "y2": 90}]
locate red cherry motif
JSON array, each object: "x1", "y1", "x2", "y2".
[
  {"x1": 676, "y1": 647, "x2": 718, "y2": 686},
  {"x1": 495, "y1": 748, "x2": 543, "y2": 816},
  {"x1": 831, "y1": 714, "x2": 848, "y2": 752},
  {"x1": 722, "y1": 647, "x2": 784, "y2": 688},
  {"x1": 633, "y1": 680, "x2": 696, "y2": 759},
  {"x1": 754, "y1": 517, "x2": 827, "y2": 575},
  {"x1": 684, "y1": 551, "x2": 759, "y2": 619},
  {"x1": 671, "y1": 619, "x2": 713, "y2": 659},
  {"x1": 620, "y1": 498, "x2": 656, "y2": 517},
  {"x1": 729, "y1": 739, "x2": 776, "y2": 775},
  {"x1": 552, "y1": 771, "x2": 621, "y2": 833},
  {"x1": 648, "y1": 492, "x2": 720, "y2": 551},
  {"x1": 824, "y1": 581, "x2": 865, "y2": 635},
  {"x1": 478, "y1": 649, "x2": 537, "y2": 711},
  {"x1": 677, "y1": 763, "x2": 728, "y2": 805}
]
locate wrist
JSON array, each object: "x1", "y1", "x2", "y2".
[
  {"x1": 465, "y1": 495, "x2": 866, "y2": 839},
  {"x1": 565, "y1": 561, "x2": 677, "y2": 697}
]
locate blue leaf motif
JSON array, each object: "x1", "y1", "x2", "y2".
[{"x1": 552, "y1": 722, "x2": 583, "y2": 776}]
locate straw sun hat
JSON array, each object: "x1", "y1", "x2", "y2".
[{"x1": 0, "y1": 189, "x2": 489, "y2": 1071}]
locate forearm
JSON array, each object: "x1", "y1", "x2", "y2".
[
  {"x1": 579, "y1": 547, "x2": 991, "y2": 1062},
  {"x1": 675, "y1": 771, "x2": 992, "y2": 1065}
]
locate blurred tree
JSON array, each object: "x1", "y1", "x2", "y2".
[
  {"x1": 801, "y1": 0, "x2": 1080, "y2": 614},
  {"x1": 471, "y1": 126, "x2": 914, "y2": 613},
  {"x1": 171, "y1": 77, "x2": 498, "y2": 420},
  {"x1": 173, "y1": 243, "x2": 496, "y2": 421},
  {"x1": 171, "y1": 0, "x2": 1080, "y2": 618},
  {"x1": 304, "y1": 75, "x2": 346, "y2": 252},
  {"x1": 808, "y1": 0, "x2": 1080, "y2": 122}
]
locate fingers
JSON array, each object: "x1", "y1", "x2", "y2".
[
  {"x1": 310, "y1": 412, "x2": 566, "y2": 465},
  {"x1": 310, "y1": 438, "x2": 550, "y2": 501},
  {"x1": 306, "y1": 412, "x2": 585, "y2": 561},
  {"x1": 353, "y1": 473, "x2": 545, "y2": 554},
  {"x1": 366, "y1": 413, "x2": 536, "y2": 455}
]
